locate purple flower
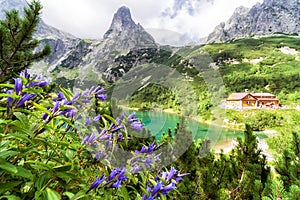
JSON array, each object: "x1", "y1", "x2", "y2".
[
  {"x1": 130, "y1": 121, "x2": 143, "y2": 130},
  {"x1": 94, "y1": 87, "x2": 104, "y2": 94},
  {"x1": 152, "y1": 181, "x2": 163, "y2": 195},
  {"x1": 94, "y1": 152, "x2": 104, "y2": 161},
  {"x1": 81, "y1": 135, "x2": 89, "y2": 145},
  {"x1": 93, "y1": 114, "x2": 101, "y2": 122},
  {"x1": 108, "y1": 168, "x2": 120, "y2": 181},
  {"x1": 131, "y1": 165, "x2": 142, "y2": 174},
  {"x1": 14, "y1": 78, "x2": 23, "y2": 94},
  {"x1": 166, "y1": 167, "x2": 177, "y2": 182},
  {"x1": 59, "y1": 108, "x2": 75, "y2": 118},
  {"x1": 16, "y1": 93, "x2": 36, "y2": 107},
  {"x1": 57, "y1": 92, "x2": 65, "y2": 101},
  {"x1": 52, "y1": 101, "x2": 60, "y2": 113},
  {"x1": 6, "y1": 90, "x2": 14, "y2": 106},
  {"x1": 87, "y1": 175, "x2": 106, "y2": 193},
  {"x1": 96, "y1": 94, "x2": 107, "y2": 101},
  {"x1": 41, "y1": 113, "x2": 48, "y2": 120},
  {"x1": 85, "y1": 118, "x2": 92, "y2": 126},
  {"x1": 161, "y1": 182, "x2": 176, "y2": 194},
  {"x1": 111, "y1": 180, "x2": 122, "y2": 188},
  {"x1": 81, "y1": 99, "x2": 91, "y2": 103},
  {"x1": 20, "y1": 70, "x2": 30, "y2": 79},
  {"x1": 128, "y1": 112, "x2": 138, "y2": 122},
  {"x1": 87, "y1": 133, "x2": 96, "y2": 143},
  {"x1": 27, "y1": 81, "x2": 48, "y2": 88}
]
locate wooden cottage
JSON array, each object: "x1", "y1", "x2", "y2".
[{"x1": 226, "y1": 92, "x2": 279, "y2": 109}]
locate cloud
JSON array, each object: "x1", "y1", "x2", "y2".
[{"x1": 38, "y1": 0, "x2": 263, "y2": 42}]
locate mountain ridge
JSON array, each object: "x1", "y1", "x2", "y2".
[{"x1": 205, "y1": 0, "x2": 300, "y2": 43}]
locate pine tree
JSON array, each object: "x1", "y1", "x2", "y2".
[
  {"x1": 227, "y1": 124, "x2": 270, "y2": 199},
  {"x1": 275, "y1": 132, "x2": 300, "y2": 196},
  {"x1": 0, "y1": 0, "x2": 50, "y2": 83}
]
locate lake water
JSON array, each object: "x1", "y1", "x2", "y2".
[{"x1": 129, "y1": 110, "x2": 267, "y2": 151}]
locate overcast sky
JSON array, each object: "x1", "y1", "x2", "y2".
[{"x1": 38, "y1": 0, "x2": 263, "y2": 42}]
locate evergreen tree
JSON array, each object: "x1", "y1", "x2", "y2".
[
  {"x1": 227, "y1": 124, "x2": 270, "y2": 199},
  {"x1": 0, "y1": 0, "x2": 50, "y2": 83},
  {"x1": 275, "y1": 132, "x2": 300, "y2": 198}
]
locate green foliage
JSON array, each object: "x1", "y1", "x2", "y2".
[
  {"x1": 0, "y1": 1, "x2": 51, "y2": 83},
  {"x1": 275, "y1": 132, "x2": 300, "y2": 191}
]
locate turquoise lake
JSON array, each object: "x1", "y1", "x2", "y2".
[{"x1": 126, "y1": 110, "x2": 267, "y2": 150}]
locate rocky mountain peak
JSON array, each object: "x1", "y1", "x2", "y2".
[
  {"x1": 104, "y1": 6, "x2": 139, "y2": 39},
  {"x1": 102, "y1": 6, "x2": 156, "y2": 51},
  {"x1": 206, "y1": 0, "x2": 300, "y2": 43}
]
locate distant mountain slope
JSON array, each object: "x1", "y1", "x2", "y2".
[{"x1": 206, "y1": 0, "x2": 300, "y2": 43}]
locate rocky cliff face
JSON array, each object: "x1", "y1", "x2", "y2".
[
  {"x1": 206, "y1": 0, "x2": 300, "y2": 43},
  {"x1": 102, "y1": 6, "x2": 156, "y2": 52}
]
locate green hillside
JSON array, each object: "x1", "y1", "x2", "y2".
[{"x1": 128, "y1": 35, "x2": 300, "y2": 114}]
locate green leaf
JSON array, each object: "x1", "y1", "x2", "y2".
[
  {"x1": 0, "y1": 195, "x2": 20, "y2": 200},
  {"x1": 70, "y1": 191, "x2": 88, "y2": 200},
  {"x1": 135, "y1": 193, "x2": 142, "y2": 200},
  {"x1": 31, "y1": 101, "x2": 51, "y2": 115},
  {"x1": 102, "y1": 114, "x2": 117, "y2": 124},
  {"x1": 0, "y1": 158, "x2": 17, "y2": 174},
  {"x1": 15, "y1": 166, "x2": 34, "y2": 180},
  {"x1": 0, "y1": 83, "x2": 14, "y2": 88},
  {"x1": 63, "y1": 191, "x2": 75, "y2": 199},
  {"x1": 139, "y1": 186, "x2": 149, "y2": 197},
  {"x1": 35, "y1": 173, "x2": 51, "y2": 190},
  {"x1": 0, "y1": 195, "x2": 21, "y2": 200},
  {"x1": 59, "y1": 87, "x2": 73, "y2": 101},
  {"x1": 46, "y1": 188, "x2": 61, "y2": 200},
  {"x1": 14, "y1": 112, "x2": 29, "y2": 126},
  {"x1": 0, "y1": 181, "x2": 22, "y2": 195},
  {"x1": 117, "y1": 187, "x2": 130, "y2": 200},
  {"x1": 0, "y1": 150, "x2": 18, "y2": 159},
  {"x1": 53, "y1": 164, "x2": 72, "y2": 172},
  {"x1": 0, "y1": 93, "x2": 19, "y2": 99}
]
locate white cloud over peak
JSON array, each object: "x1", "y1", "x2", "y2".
[{"x1": 38, "y1": 0, "x2": 263, "y2": 43}]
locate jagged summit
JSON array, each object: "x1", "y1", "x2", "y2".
[
  {"x1": 206, "y1": 0, "x2": 300, "y2": 43},
  {"x1": 102, "y1": 6, "x2": 156, "y2": 51},
  {"x1": 103, "y1": 6, "x2": 138, "y2": 38}
]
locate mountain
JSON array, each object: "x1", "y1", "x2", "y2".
[
  {"x1": 206, "y1": 0, "x2": 300, "y2": 43},
  {"x1": 63, "y1": 6, "x2": 158, "y2": 85}
]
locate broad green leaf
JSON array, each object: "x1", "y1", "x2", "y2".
[
  {"x1": 35, "y1": 173, "x2": 51, "y2": 190},
  {"x1": 46, "y1": 188, "x2": 60, "y2": 200},
  {"x1": 15, "y1": 166, "x2": 34, "y2": 180},
  {"x1": 0, "y1": 158, "x2": 17, "y2": 174},
  {"x1": 0, "y1": 140, "x2": 10, "y2": 149},
  {"x1": 0, "y1": 181, "x2": 22, "y2": 195},
  {"x1": 0, "y1": 150, "x2": 18, "y2": 159},
  {"x1": 63, "y1": 191, "x2": 75, "y2": 199},
  {"x1": 0, "y1": 195, "x2": 21, "y2": 200}
]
